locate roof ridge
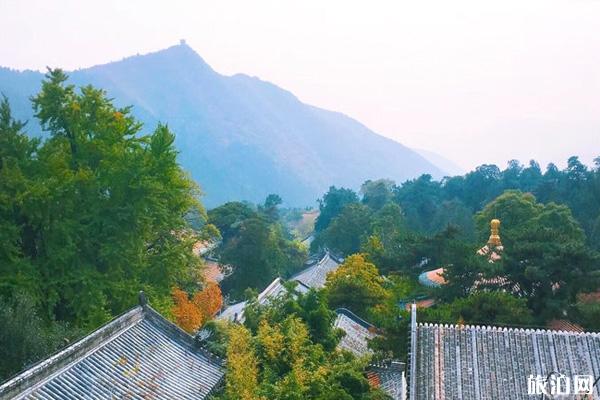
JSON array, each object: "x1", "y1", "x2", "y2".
[
  {"x1": 335, "y1": 308, "x2": 375, "y2": 330},
  {"x1": 417, "y1": 321, "x2": 598, "y2": 336},
  {"x1": 1, "y1": 303, "x2": 226, "y2": 398},
  {"x1": 0, "y1": 306, "x2": 144, "y2": 398},
  {"x1": 143, "y1": 306, "x2": 225, "y2": 366}
]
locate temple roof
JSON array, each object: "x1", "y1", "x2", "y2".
[
  {"x1": 417, "y1": 267, "x2": 446, "y2": 288},
  {"x1": 334, "y1": 308, "x2": 378, "y2": 357},
  {"x1": 218, "y1": 277, "x2": 288, "y2": 322},
  {"x1": 367, "y1": 361, "x2": 405, "y2": 400},
  {"x1": 219, "y1": 251, "x2": 342, "y2": 322},
  {"x1": 291, "y1": 250, "x2": 342, "y2": 290},
  {"x1": 407, "y1": 304, "x2": 600, "y2": 400},
  {"x1": 0, "y1": 300, "x2": 224, "y2": 400}
]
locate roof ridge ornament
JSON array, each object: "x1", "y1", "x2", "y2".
[{"x1": 138, "y1": 290, "x2": 148, "y2": 308}]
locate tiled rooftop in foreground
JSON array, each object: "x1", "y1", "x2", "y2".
[
  {"x1": 407, "y1": 304, "x2": 600, "y2": 400},
  {"x1": 0, "y1": 294, "x2": 224, "y2": 400}
]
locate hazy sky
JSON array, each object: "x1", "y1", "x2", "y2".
[{"x1": 2, "y1": 0, "x2": 599, "y2": 171}]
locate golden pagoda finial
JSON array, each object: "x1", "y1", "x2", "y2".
[{"x1": 487, "y1": 219, "x2": 502, "y2": 247}]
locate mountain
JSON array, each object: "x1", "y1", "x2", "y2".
[
  {"x1": 0, "y1": 42, "x2": 444, "y2": 207},
  {"x1": 414, "y1": 148, "x2": 464, "y2": 177}
]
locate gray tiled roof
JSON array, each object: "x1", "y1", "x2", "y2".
[
  {"x1": 218, "y1": 277, "x2": 287, "y2": 322},
  {"x1": 368, "y1": 362, "x2": 405, "y2": 400},
  {"x1": 0, "y1": 304, "x2": 224, "y2": 400},
  {"x1": 292, "y1": 251, "x2": 341, "y2": 290},
  {"x1": 408, "y1": 305, "x2": 600, "y2": 400},
  {"x1": 334, "y1": 309, "x2": 378, "y2": 357},
  {"x1": 219, "y1": 251, "x2": 341, "y2": 322}
]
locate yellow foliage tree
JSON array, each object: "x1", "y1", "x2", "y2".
[
  {"x1": 257, "y1": 320, "x2": 285, "y2": 363},
  {"x1": 325, "y1": 253, "x2": 389, "y2": 317},
  {"x1": 225, "y1": 324, "x2": 261, "y2": 400}
]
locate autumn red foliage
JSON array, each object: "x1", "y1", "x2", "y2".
[{"x1": 172, "y1": 283, "x2": 223, "y2": 333}]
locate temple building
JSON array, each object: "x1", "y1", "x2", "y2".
[
  {"x1": 218, "y1": 277, "x2": 288, "y2": 323},
  {"x1": 0, "y1": 293, "x2": 224, "y2": 400},
  {"x1": 407, "y1": 304, "x2": 600, "y2": 399},
  {"x1": 218, "y1": 250, "x2": 342, "y2": 322},
  {"x1": 291, "y1": 250, "x2": 343, "y2": 291}
]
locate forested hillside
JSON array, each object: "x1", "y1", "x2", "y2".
[{"x1": 0, "y1": 42, "x2": 444, "y2": 207}]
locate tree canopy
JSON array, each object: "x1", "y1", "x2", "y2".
[{"x1": 0, "y1": 70, "x2": 208, "y2": 378}]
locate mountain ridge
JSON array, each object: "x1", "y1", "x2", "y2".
[{"x1": 0, "y1": 42, "x2": 445, "y2": 207}]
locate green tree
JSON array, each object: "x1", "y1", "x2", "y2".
[
  {"x1": 360, "y1": 179, "x2": 394, "y2": 211},
  {"x1": 476, "y1": 191, "x2": 599, "y2": 319},
  {"x1": 262, "y1": 193, "x2": 283, "y2": 222},
  {"x1": 208, "y1": 201, "x2": 258, "y2": 243},
  {"x1": 0, "y1": 70, "x2": 203, "y2": 328},
  {"x1": 224, "y1": 324, "x2": 261, "y2": 400},
  {"x1": 220, "y1": 218, "x2": 306, "y2": 299},
  {"x1": 0, "y1": 293, "x2": 82, "y2": 380},
  {"x1": 321, "y1": 204, "x2": 372, "y2": 255},
  {"x1": 244, "y1": 287, "x2": 343, "y2": 352},
  {"x1": 216, "y1": 301, "x2": 387, "y2": 400},
  {"x1": 421, "y1": 291, "x2": 534, "y2": 326},
  {"x1": 314, "y1": 186, "x2": 359, "y2": 232},
  {"x1": 575, "y1": 300, "x2": 600, "y2": 331},
  {"x1": 360, "y1": 203, "x2": 407, "y2": 272},
  {"x1": 393, "y1": 174, "x2": 441, "y2": 233}
]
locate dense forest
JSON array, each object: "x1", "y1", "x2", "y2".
[{"x1": 1, "y1": 72, "x2": 599, "y2": 399}]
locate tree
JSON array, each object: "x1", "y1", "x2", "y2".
[
  {"x1": 320, "y1": 204, "x2": 372, "y2": 255},
  {"x1": 0, "y1": 97, "x2": 39, "y2": 304},
  {"x1": 194, "y1": 282, "x2": 224, "y2": 318},
  {"x1": 172, "y1": 282, "x2": 224, "y2": 333},
  {"x1": 421, "y1": 291, "x2": 534, "y2": 326},
  {"x1": 262, "y1": 194, "x2": 282, "y2": 221},
  {"x1": 430, "y1": 199, "x2": 475, "y2": 240},
  {"x1": 475, "y1": 190, "x2": 540, "y2": 243},
  {"x1": 476, "y1": 191, "x2": 599, "y2": 319},
  {"x1": 575, "y1": 299, "x2": 600, "y2": 331},
  {"x1": 393, "y1": 174, "x2": 441, "y2": 233},
  {"x1": 244, "y1": 287, "x2": 343, "y2": 352},
  {"x1": 220, "y1": 218, "x2": 306, "y2": 299},
  {"x1": 224, "y1": 324, "x2": 261, "y2": 400},
  {"x1": 172, "y1": 287, "x2": 204, "y2": 333},
  {"x1": 0, "y1": 293, "x2": 81, "y2": 380},
  {"x1": 0, "y1": 70, "x2": 203, "y2": 329},
  {"x1": 325, "y1": 254, "x2": 389, "y2": 317},
  {"x1": 208, "y1": 201, "x2": 258, "y2": 243},
  {"x1": 361, "y1": 203, "x2": 407, "y2": 272},
  {"x1": 360, "y1": 179, "x2": 394, "y2": 211},
  {"x1": 518, "y1": 160, "x2": 542, "y2": 192},
  {"x1": 314, "y1": 186, "x2": 359, "y2": 232},
  {"x1": 215, "y1": 300, "x2": 387, "y2": 400}
]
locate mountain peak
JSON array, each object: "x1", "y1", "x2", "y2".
[{"x1": 0, "y1": 46, "x2": 445, "y2": 207}]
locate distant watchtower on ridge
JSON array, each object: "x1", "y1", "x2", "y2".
[{"x1": 180, "y1": 38, "x2": 187, "y2": 46}]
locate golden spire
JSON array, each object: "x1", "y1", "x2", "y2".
[{"x1": 487, "y1": 219, "x2": 502, "y2": 247}]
